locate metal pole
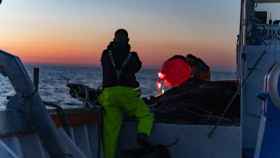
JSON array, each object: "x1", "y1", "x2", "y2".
[{"x1": 33, "y1": 67, "x2": 40, "y2": 91}]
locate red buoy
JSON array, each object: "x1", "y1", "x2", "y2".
[{"x1": 159, "y1": 55, "x2": 192, "y2": 88}]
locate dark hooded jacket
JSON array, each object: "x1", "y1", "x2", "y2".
[{"x1": 101, "y1": 42, "x2": 142, "y2": 88}]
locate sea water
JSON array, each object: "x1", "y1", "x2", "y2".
[{"x1": 0, "y1": 64, "x2": 236, "y2": 107}]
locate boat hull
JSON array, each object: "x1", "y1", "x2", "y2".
[{"x1": 0, "y1": 108, "x2": 240, "y2": 158}]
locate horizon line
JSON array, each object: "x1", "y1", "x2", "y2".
[
  {"x1": 24, "y1": 62, "x2": 236, "y2": 72},
  {"x1": 24, "y1": 62, "x2": 161, "y2": 69}
]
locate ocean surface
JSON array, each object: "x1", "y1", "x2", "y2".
[{"x1": 0, "y1": 64, "x2": 236, "y2": 107}]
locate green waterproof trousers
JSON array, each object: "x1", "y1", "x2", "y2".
[{"x1": 98, "y1": 86, "x2": 154, "y2": 158}]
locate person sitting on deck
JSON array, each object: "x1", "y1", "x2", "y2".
[{"x1": 98, "y1": 29, "x2": 154, "y2": 158}]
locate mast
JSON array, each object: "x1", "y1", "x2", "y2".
[{"x1": 237, "y1": 0, "x2": 255, "y2": 80}]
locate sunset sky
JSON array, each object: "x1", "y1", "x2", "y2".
[{"x1": 0, "y1": 0, "x2": 241, "y2": 71}]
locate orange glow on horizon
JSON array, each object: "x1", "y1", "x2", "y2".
[{"x1": 1, "y1": 35, "x2": 236, "y2": 70}]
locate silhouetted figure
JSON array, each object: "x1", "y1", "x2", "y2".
[
  {"x1": 101, "y1": 29, "x2": 141, "y2": 88},
  {"x1": 98, "y1": 29, "x2": 154, "y2": 158}
]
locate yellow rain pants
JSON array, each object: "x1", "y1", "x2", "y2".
[{"x1": 98, "y1": 86, "x2": 154, "y2": 158}]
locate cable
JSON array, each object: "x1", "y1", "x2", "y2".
[
  {"x1": 43, "y1": 101, "x2": 71, "y2": 137},
  {"x1": 208, "y1": 49, "x2": 267, "y2": 138}
]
